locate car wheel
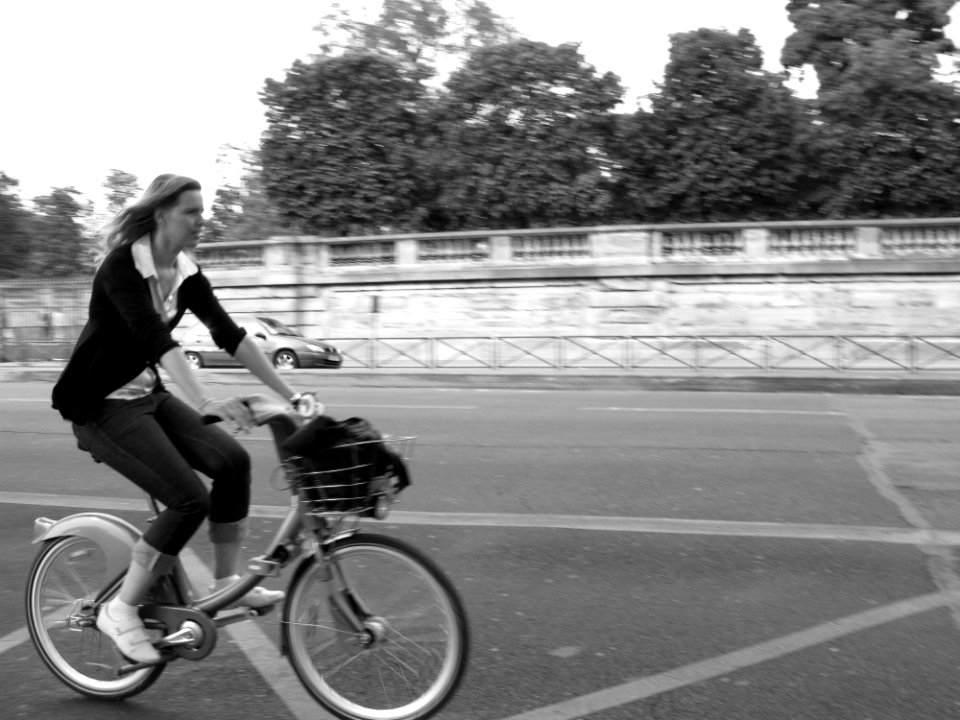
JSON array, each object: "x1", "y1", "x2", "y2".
[
  {"x1": 184, "y1": 351, "x2": 203, "y2": 369},
  {"x1": 274, "y1": 350, "x2": 299, "y2": 370}
]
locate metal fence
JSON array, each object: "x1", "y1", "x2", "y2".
[
  {"x1": 6, "y1": 333, "x2": 960, "y2": 372},
  {"x1": 330, "y1": 336, "x2": 960, "y2": 372},
  {"x1": 0, "y1": 275, "x2": 89, "y2": 362}
]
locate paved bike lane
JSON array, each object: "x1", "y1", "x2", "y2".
[
  {"x1": 5, "y1": 389, "x2": 960, "y2": 719},
  {"x1": 4, "y1": 499, "x2": 960, "y2": 720}
]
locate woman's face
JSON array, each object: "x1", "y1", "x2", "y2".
[{"x1": 158, "y1": 189, "x2": 204, "y2": 250}]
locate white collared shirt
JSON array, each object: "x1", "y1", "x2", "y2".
[
  {"x1": 106, "y1": 236, "x2": 199, "y2": 400},
  {"x1": 131, "y1": 234, "x2": 199, "y2": 321}
]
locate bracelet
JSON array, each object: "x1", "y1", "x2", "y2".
[{"x1": 199, "y1": 397, "x2": 216, "y2": 411}]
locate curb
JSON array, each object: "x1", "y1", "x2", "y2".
[{"x1": 6, "y1": 364, "x2": 960, "y2": 395}]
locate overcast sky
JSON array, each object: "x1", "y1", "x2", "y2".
[{"x1": 0, "y1": 1, "x2": 949, "y2": 208}]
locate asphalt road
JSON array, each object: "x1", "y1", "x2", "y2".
[{"x1": 2, "y1": 381, "x2": 960, "y2": 719}]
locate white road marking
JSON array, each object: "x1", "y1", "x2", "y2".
[
  {"x1": 178, "y1": 549, "x2": 334, "y2": 720},
  {"x1": 4, "y1": 492, "x2": 960, "y2": 546},
  {"x1": 329, "y1": 403, "x2": 478, "y2": 410},
  {"x1": 0, "y1": 627, "x2": 30, "y2": 655},
  {"x1": 496, "y1": 591, "x2": 958, "y2": 720},
  {"x1": 380, "y1": 512, "x2": 960, "y2": 546},
  {"x1": 580, "y1": 407, "x2": 844, "y2": 416}
]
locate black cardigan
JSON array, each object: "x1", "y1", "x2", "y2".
[{"x1": 52, "y1": 244, "x2": 246, "y2": 423}]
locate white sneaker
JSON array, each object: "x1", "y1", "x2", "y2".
[
  {"x1": 211, "y1": 575, "x2": 285, "y2": 609},
  {"x1": 96, "y1": 599, "x2": 161, "y2": 664}
]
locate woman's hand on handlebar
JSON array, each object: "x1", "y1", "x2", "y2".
[
  {"x1": 290, "y1": 392, "x2": 323, "y2": 419},
  {"x1": 199, "y1": 396, "x2": 255, "y2": 432}
]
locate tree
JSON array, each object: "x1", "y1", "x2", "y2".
[
  {"x1": 103, "y1": 169, "x2": 141, "y2": 215},
  {"x1": 260, "y1": 52, "x2": 429, "y2": 235},
  {"x1": 315, "y1": 0, "x2": 516, "y2": 82},
  {"x1": 615, "y1": 29, "x2": 807, "y2": 223},
  {"x1": 782, "y1": 0, "x2": 955, "y2": 94},
  {"x1": 430, "y1": 39, "x2": 623, "y2": 229},
  {"x1": 0, "y1": 173, "x2": 33, "y2": 277},
  {"x1": 29, "y1": 187, "x2": 90, "y2": 275},
  {"x1": 208, "y1": 149, "x2": 289, "y2": 242},
  {"x1": 783, "y1": 0, "x2": 960, "y2": 217}
]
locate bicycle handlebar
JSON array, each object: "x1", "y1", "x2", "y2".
[{"x1": 200, "y1": 393, "x2": 322, "y2": 428}]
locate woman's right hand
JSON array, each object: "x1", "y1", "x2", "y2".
[
  {"x1": 291, "y1": 391, "x2": 323, "y2": 419},
  {"x1": 199, "y1": 396, "x2": 255, "y2": 432}
]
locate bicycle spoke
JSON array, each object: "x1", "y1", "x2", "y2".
[
  {"x1": 283, "y1": 534, "x2": 468, "y2": 719},
  {"x1": 26, "y1": 536, "x2": 165, "y2": 699}
]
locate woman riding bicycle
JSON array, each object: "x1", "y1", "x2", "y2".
[{"x1": 52, "y1": 174, "x2": 316, "y2": 664}]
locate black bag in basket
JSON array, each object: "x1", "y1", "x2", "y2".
[{"x1": 282, "y1": 415, "x2": 410, "y2": 511}]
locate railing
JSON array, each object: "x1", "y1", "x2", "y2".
[
  {"x1": 192, "y1": 218, "x2": 960, "y2": 272},
  {"x1": 662, "y1": 230, "x2": 742, "y2": 257},
  {"x1": 328, "y1": 335, "x2": 960, "y2": 373},
  {"x1": 512, "y1": 233, "x2": 591, "y2": 261},
  {"x1": 767, "y1": 227, "x2": 856, "y2": 257},
  {"x1": 5, "y1": 331, "x2": 960, "y2": 372},
  {"x1": 880, "y1": 225, "x2": 960, "y2": 256}
]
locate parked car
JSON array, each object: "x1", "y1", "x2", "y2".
[{"x1": 176, "y1": 316, "x2": 342, "y2": 370}]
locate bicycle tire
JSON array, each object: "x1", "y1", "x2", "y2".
[
  {"x1": 25, "y1": 535, "x2": 166, "y2": 699},
  {"x1": 282, "y1": 533, "x2": 469, "y2": 720}
]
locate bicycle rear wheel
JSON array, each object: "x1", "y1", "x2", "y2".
[
  {"x1": 283, "y1": 533, "x2": 469, "y2": 720},
  {"x1": 24, "y1": 535, "x2": 165, "y2": 699}
]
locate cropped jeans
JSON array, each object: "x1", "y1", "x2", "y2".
[{"x1": 72, "y1": 390, "x2": 251, "y2": 556}]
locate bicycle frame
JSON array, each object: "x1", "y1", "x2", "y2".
[
  {"x1": 31, "y1": 395, "x2": 367, "y2": 674},
  {"x1": 28, "y1": 394, "x2": 469, "y2": 720}
]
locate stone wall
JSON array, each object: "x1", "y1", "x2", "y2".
[
  {"x1": 193, "y1": 219, "x2": 960, "y2": 338},
  {"x1": 5, "y1": 219, "x2": 960, "y2": 348},
  {"x1": 209, "y1": 270, "x2": 959, "y2": 339}
]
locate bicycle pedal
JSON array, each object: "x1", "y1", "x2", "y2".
[{"x1": 116, "y1": 655, "x2": 168, "y2": 677}]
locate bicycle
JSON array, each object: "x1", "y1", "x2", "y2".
[{"x1": 24, "y1": 394, "x2": 469, "y2": 720}]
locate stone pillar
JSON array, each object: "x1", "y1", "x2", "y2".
[
  {"x1": 263, "y1": 243, "x2": 286, "y2": 268},
  {"x1": 743, "y1": 228, "x2": 769, "y2": 259},
  {"x1": 396, "y1": 238, "x2": 418, "y2": 265},
  {"x1": 855, "y1": 226, "x2": 883, "y2": 258},
  {"x1": 490, "y1": 235, "x2": 513, "y2": 263},
  {"x1": 316, "y1": 242, "x2": 330, "y2": 270},
  {"x1": 650, "y1": 231, "x2": 664, "y2": 261}
]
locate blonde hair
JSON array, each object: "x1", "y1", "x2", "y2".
[{"x1": 95, "y1": 174, "x2": 201, "y2": 264}]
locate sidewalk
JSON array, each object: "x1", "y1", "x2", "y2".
[{"x1": 6, "y1": 361, "x2": 960, "y2": 395}]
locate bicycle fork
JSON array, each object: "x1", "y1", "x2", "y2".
[{"x1": 316, "y1": 543, "x2": 386, "y2": 649}]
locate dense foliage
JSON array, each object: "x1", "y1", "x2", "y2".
[
  {"x1": 782, "y1": 0, "x2": 960, "y2": 217},
  {"x1": 257, "y1": 0, "x2": 960, "y2": 235},
  {"x1": 261, "y1": 52, "x2": 430, "y2": 234},
  {"x1": 614, "y1": 28, "x2": 808, "y2": 222},
  {"x1": 3, "y1": 0, "x2": 959, "y2": 274},
  {"x1": 428, "y1": 39, "x2": 623, "y2": 229}
]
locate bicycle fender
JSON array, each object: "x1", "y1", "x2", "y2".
[{"x1": 32, "y1": 512, "x2": 140, "y2": 578}]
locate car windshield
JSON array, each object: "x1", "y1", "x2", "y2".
[{"x1": 258, "y1": 317, "x2": 303, "y2": 337}]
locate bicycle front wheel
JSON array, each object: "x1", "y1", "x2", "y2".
[
  {"x1": 283, "y1": 533, "x2": 469, "y2": 720},
  {"x1": 24, "y1": 535, "x2": 165, "y2": 699}
]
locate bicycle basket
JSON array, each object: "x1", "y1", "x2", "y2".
[{"x1": 282, "y1": 416, "x2": 413, "y2": 517}]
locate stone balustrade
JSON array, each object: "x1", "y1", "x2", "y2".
[{"x1": 194, "y1": 218, "x2": 960, "y2": 273}]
